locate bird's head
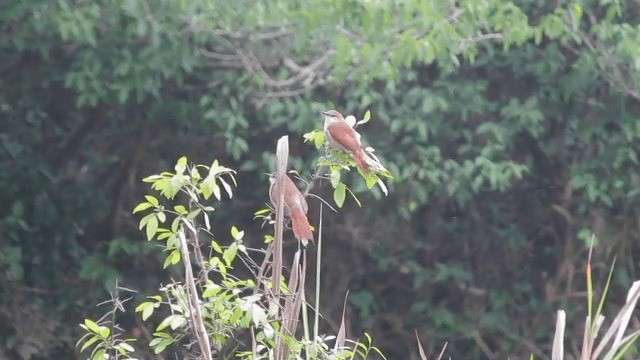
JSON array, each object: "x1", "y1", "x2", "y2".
[{"x1": 320, "y1": 110, "x2": 344, "y2": 121}]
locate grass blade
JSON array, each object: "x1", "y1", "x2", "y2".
[
  {"x1": 334, "y1": 291, "x2": 349, "y2": 352},
  {"x1": 594, "y1": 257, "x2": 616, "y2": 329},
  {"x1": 587, "y1": 239, "x2": 594, "y2": 330},
  {"x1": 581, "y1": 316, "x2": 591, "y2": 360},
  {"x1": 591, "y1": 283, "x2": 640, "y2": 359},
  {"x1": 314, "y1": 204, "x2": 323, "y2": 342},
  {"x1": 415, "y1": 331, "x2": 428, "y2": 360},
  {"x1": 610, "y1": 281, "x2": 640, "y2": 351},
  {"x1": 436, "y1": 341, "x2": 448, "y2": 360},
  {"x1": 611, "y1": 332, "x2": 640, "y2": 360}
]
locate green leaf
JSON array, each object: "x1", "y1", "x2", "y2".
[
  {"x1": 174, "y1": 205, "x2": 187, "y2": 214},
  {"x1": 152, "y1": 331, "x2": 171, "y2": 339},
  {"x1": 142, "y1": 175, "x2": 164, "y2": 183},
  {"x1": 150, "y1": 337, "x2": 171, "y2": 354},
  {"x1": 187, "y1": 208, "x2": 201, "y2": 219},
  {"x1": 84, "y1": 319, "x2": 102, "y2": 335},
  {"x1": 91, "y1": 348, "x2": 106, "y2": 360},
  {"x1": 211, "y1": 240, "x2": 223, "y2": 254},
  {"x1": 175, "y1": 156, "x2": 188, "y2": 173},
  {"x1": 163, "y1": 174, "x2": 187, "y2": 199},
  {"x1": 170, "y1": 216, "x2": 181, "y2": 233},
  {"x1": 254, "y1": 208, "x2": 271, "y2": 216},
  {"x1": 201, "y1": 181, "x2": 212, "y2": 199},
  {"x1": 144, "y1": 195, "x2": 159, "y2": 206},
  {"x1": 146, "y1": 216, "x2": 158, "y2": 241},
  {"x1": 138, "y1": 212, "x2": 155, "y2": 230},
  {"x1": 230, "y1": 306, "x2": 244, "y2": 324},
  {"x1": 163, "y1": 250, "x2": 181, "y2": 268},
  {"x1": 134, "y1": 302, "x2": 148, "y2": 313},
  {"x1": 80, "y1": 335, "x2": 100, "y2": 352},
  {"x1": 98, "y1": 326, "x2": 110, "y2": 339},
  {"x1": 132, "y1": 202, "x2": 153, "y2": 214},
  {"x1": 145, "y1": 226, "x2": 165, "y2": 241},
  {"x1": 365, "y1": 173, "x2": 378, "y2": 189},
  {"x1": 223, "y1": 242, "x2": 238, "y2": 266},
  {"x1": 303, "y1": 130, "x2": 326, "y2": 148},
  {"x1": 334, "y1": 182, "x2": 347, "y2": 208},
  {"x1": 231, "y1": 226, "x2": 244, "y2": 240},
  {"x1": 116, "y1": 341, "x2": 135, "y2": 354},
  {"x1": 170, "y1": 316, "x2": 187, "y2": 330},
  {"x1": 357, "y1": 110, "x2": 372, "y2": 126},
  {"x1": 157, "y1": 315, "x2": 175, "y2": 331},
  {"x1": 203, "y1": 283, "x2": 222, "y2": 298},
  {"x1": 190, "y1": 166, "x2": 201, "y2": 181},
  {"x1": 156, "y1": 211, "x2": 166, "y2": 223},
  {"x1": 210, "y1": 257, "x2": 227, "y2": 275},
  {"x1": 151, "y1": 178, "x2": 170, "y2": 193},
  {"x1": 136, "y1": 302, "x2": 156, "y2": 321},
  {"x1": 330, "y1": 169, "x2": 341, "y2": 188}
]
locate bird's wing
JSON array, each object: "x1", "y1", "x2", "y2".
[
  {"x1": 283, "y1": 175, "x2": 308, "y2": 213},
  {"x1": 327, "y1": 121, "x2": 362, "y2": 152}
]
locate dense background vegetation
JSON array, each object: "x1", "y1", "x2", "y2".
[{"x1": 2, "y1": 0, "x2": 640, "y2": 358}]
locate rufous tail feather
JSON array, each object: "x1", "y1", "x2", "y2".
[
  {"x1": 353, "y1": 148, "x2": 369, "y2": 174},
  {"x1": 290, "y1": 207, "x2": 314, "y2": 244}
]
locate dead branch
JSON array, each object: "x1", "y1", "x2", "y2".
[{"x1": 178, "y1": 228, "x2": 213, "y2": 360}]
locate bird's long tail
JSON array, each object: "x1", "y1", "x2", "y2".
[
  {"x1": 290, "y1": 207, "x2": 314, "y2": 244},
  {"x1": 353, "y1": 148, "x2": 370, "y2": 174}
]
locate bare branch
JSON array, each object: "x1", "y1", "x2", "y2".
[
  {"x1": 199, "y1": 48, "x2": 239, "y2": 62},
  {"x1": 250, "y1": 28, "x2": 291, "y2": 41},
  {"x1": 460, "y1": 33, "x2": 504, "y2": 49},
  {"x1": 579, "y1": 31, "x2": 640, "y2": 102}
]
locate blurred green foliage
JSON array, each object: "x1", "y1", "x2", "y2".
[{"x1": 2, "y1": 0, "x2": 640, "y2": 358}]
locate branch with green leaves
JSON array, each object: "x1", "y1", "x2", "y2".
[
  {"x1": 78, "y1": 156, "x2": 386, "y2": 359},
  {"x1": 304, "y1": 110, "x2": 393, "y2": 208}
]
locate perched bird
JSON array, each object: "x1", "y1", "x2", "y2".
[
  {"x1": 269, "y1": 174, "x2": 314, "y2": 244},
  {"x1": 321, "y1": 110, "x2": 369, "y2": 174}
]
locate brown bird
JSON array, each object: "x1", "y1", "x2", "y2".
[
  {"x1": 321, "y1": 110, "x2": 369, "y2": 174},
  {"x1": 269, "y1": 174, "x2": 314, "y2": 244}
]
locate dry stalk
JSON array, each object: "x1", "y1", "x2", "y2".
[
  {"x1": 178, "y1": 228, "x2": 213, "y2": 360},
  {"x1": 273, "y1": 135, "x2": 289, "y2": 360}
]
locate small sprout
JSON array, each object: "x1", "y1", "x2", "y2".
[{"x1": 356, "y1": 110, "x2": 371, "y2": 126}]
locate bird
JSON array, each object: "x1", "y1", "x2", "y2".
[
  {"x1": 269, "y1": 174, "x2": 314, "y2": 244},
  {"x1": 321, "y1": 110, "x2": 369, "y2": 174}
]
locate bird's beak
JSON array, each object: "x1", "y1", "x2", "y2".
[{"x1": 320, "y1": 111, "x2": 330, "y2": 116}]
